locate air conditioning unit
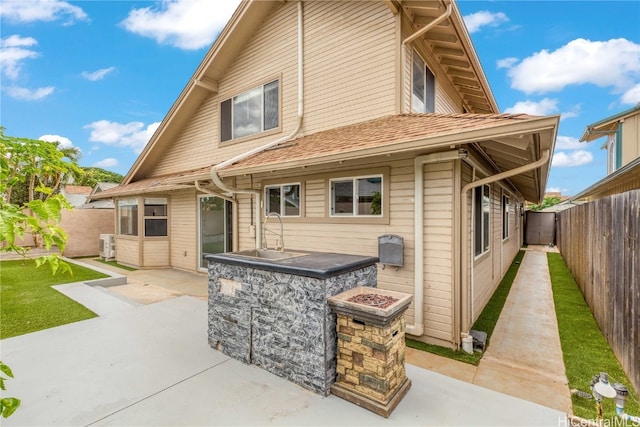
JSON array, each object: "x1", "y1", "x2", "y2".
[{"x1": 99, "y1": 234, "x2": 116, "y2": 260}]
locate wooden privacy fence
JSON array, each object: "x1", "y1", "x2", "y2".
[{"x1": 556, "y1": 189, "x2": 639, "y2": 394}]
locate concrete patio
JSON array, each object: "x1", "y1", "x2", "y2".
[{"x1": 0, "y1": 248, "x2": 572, "y2": 426}]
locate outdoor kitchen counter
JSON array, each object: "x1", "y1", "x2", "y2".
[
  {"x1": 206, "y1": 250, "x2": 378, "y2": 396},
  {"x1": 205, "y1": 250, "x2": 379, "y2": 279}
]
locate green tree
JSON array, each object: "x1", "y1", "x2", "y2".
[
  {"x1": 74, "y1": 167, "x2": 123, "y2": 188},
  {"x1": 529, "y1": 196, "x2": 563, "y2": 211},
  {"x1": 1, "y1": 128, "x2": 74, "y2": 274},
  {"x1": 2, "y1": 130, "x2": 82, "y2": 207},
  {"x1": 0, "y1": 362, "x2": 20, "y2": 418}
]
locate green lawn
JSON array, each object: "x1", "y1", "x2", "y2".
[
  {"x1": 407, "y1": 250, "x2": 525, "y2": 365},
  {"x1": 0, "y1": 259, "x2": 108, "y2": 339},
  {"x1": 547, "y1": 252, "x2": 640, "y2": 421}
]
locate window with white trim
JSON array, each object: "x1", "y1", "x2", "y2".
[
  {"x1": 144, "y1": 197, "x2": 168, "y2": 237},
  {"x1": 117, "y1": 198, "x2": 138, "y2": 236},
  {"x1": 502, "y1": 195, "x2": 509, "y2": 239},
  {"x1": 474, "y1": 185, "x2": 490, "y2": 256},
  {"x1": 220, "y1": 80, "x2": 279, "y2": 142},
  {"x1": 607, "y1": 133, "x2": 618, "y2": 174},
  {"x1": 412, "y1": 50, "x2": 435, "y2": 113},
  {"x1": 265, "y1": 184, "x2": 300, "y2": 217},
  {"x1": 330, "y1": 175, "x2": 382, "y2": 217}
]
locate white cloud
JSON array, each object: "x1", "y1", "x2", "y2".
[
  {"x1": 0, "y1": 35, "x2": 39, "y2": 80},
  {"x1": 552, "y1": 150, "x2": 594, "y2": 167},
  {"x1": 5, "y1": 86, "x2": 55, "y2": 100},
  {"x1": 621, "y1": 83, "x2": 640, "y2": 105},
  {"x1": 554, "y1": 136, "x2": 585, "y2": 150},
  {"x1": 39, "y1": 134, "x2": 75, "y2": 149},
  {"x1": 84, "y1": 120, "x2": 160, "y2": 154},
  {"x1": 501, "y1": 38, "x2": 640, "y2": 96},
  {"x1": 121, "y1": 0, "x2": 241, "y2": 50},
  {"x1": 82, "y1": 67, "x2": 116, "y2": 81},
  {"x1": 0, "y1": 0, "x2": 87, "y2": 24},
  {"x1": 93, "y1": 158, "x2": 119, "y2": 168},
  {"x1": 463, "y1": 11, "x2": 509, "y2": 34},
  {"x1": 497, "y1": 57, "x2": 518, "y2": 69},
  {"x1": 504, "y1": 98, "x2": 558, "y2": 115}
]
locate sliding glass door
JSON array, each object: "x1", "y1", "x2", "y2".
[{"x1": 199, "y1": 196, "x2": 232, "y2": 269}]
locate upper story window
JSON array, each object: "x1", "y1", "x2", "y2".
[
  {"x1": 265, "y1": 183, "x2": 300, "y2": 217},
  {"x1": 412, "y1": 51, "x2": 435, "y2": 113},
  {"x1": 330, "y1": 175, "x2": 382, "y2": 217},
  {"x1": 118, "y1": 198, "x2": 138, "y2": 236},
  {"x1": 144, "y1": 197, "x2": 168, "y2": 237},
  {"x1": 220, "y1": 80, "x2": 279, "y2": 142},
  {"x1": 474, "y1": 185, "x2": 490, "y2": 256}
]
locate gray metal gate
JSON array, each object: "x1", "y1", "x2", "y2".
[{"x1": 525, "y1": 211, "x2": 556, "y2": 245}]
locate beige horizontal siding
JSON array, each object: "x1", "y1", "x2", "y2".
[
  {"x1": 143, "y1": 239, "x2": 169, "y2": 267},
  {"x1": 115, "y1": 237, "x2": 138, "y2": 266},
  {"x1": 421, "y1": 160, "x2": 454, "y2": 342},
  {"x1": 302, "y1": 0, "x2": 396, "y2": 133},
  {"x1": 170, "y1": 190, "x2": 198, "y2": 271}
]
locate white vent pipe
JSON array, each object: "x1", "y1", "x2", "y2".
[{"x1": 209, "y1": 1, "x2": 304, "y2": 249}]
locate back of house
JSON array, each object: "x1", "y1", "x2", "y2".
[{"x1": 93, "y1": 0, "x2": 558, "y2": 348}]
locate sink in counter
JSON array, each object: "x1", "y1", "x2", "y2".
[
  {"x1": 206, "y1": 249, "x2": 378, "y2": 395},
  {"x1": 230, "y1": 248, "x2": 309, "y2": 260}
]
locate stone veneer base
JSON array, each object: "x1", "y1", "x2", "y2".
[
  {"x1": 208, "y1": 261, "x2": 377, "y2": 396},
  {"x1": 331, "y1": 377, "x2": 412, "y2": 418}
]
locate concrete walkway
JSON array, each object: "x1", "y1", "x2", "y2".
[
  {"x1": 1, "y1": 296, "x2": 566, "y2": 426},
  {"x1": 407, "y1": 246, "x2": 572, "y2": 413}
]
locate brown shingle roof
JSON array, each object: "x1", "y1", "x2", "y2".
[{"x1": 221, "y1": 113, "x2": 541, "y2": 173}]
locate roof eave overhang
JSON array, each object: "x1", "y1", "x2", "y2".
[
  {"x1": 122, "y1": 0, "x2": 277, "y2": 184},
  {"x1": 579, "y1": 103, "x2": 640, "y2": 142},
  {"x1": 447, "y1": 1, "x2": 499, "y2": 113},
  {"x1": 89, "y1": 184, "x2": 195, "y2": 200},
  {"x1": 219, "y1": 115, "x2": 559, "y2": 179}
]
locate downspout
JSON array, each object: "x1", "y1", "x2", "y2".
[
  {"x1": 400, "y1": 2, "x2": 452, "y2": 113},
  {"x1": 409, "y1": 148, "x2": 468, "y2": 337},
  {"x1": 458, "y1": 149, "x2": 551, "y2": 344},
  {"x1": 194, "y1": 180, "x2": 234, "y2": 203},
  {"x1": 209, "y1": 1, "x2": 304, "y2": 249}
]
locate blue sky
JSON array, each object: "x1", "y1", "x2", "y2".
[{"x1": 1, "y1": 0, "x2": 639, "y2": 197}]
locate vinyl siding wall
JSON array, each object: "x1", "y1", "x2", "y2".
[
  {"x1": 115, "y1": 237, "x2": 138, "y2": 267},
  {"x1": 142, "y1": 240, "x2": 170, "y2": 267},
  {"x1": 152, "y1": 0, "x2": 398, "y2": 177},
  {"x1": 215, "y1": 154, "x2": 456, "y2": 344},
  {"x1": 621, "y1": 114, "x2": 640, "y2": 167},
  {"x1": 170, "y1": 190, "x2": 198, "y2": 271},
  {"x1": 422, "y1": 161, "x2": 455, "y2": 343},
  {"x1": 472, "y1": 183, "x2": 524, "y2": 322}
]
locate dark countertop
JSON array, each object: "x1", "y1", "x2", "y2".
[{"x1": 205, "y1": 250, "x2": 379, "y2": 279}]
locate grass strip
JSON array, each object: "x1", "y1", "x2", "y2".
[
  {"x1": 547, "y1": 252, "x2": 640, "y2": 420},
  {"x1": 92, "y1": 258, "x2": 137, "y2": 271},
  {"x1": 0, "y1": 259, "x2": 108, "y2": 339},
  {"x1": 406, "y1": 249, "x2": 525, "y2": 365}
]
